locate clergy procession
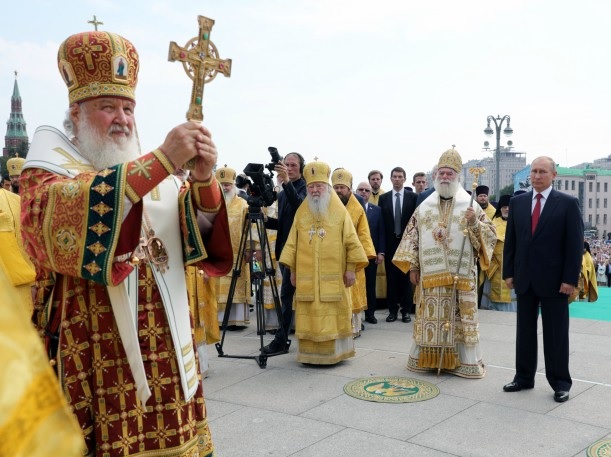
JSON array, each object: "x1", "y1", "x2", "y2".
[{"x1": 1, "y1": 10, "x2": 606, "y2": 457}]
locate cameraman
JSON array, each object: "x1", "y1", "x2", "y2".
[
  {"x1": 263, "y1": 152, "x2": 307, "y2": 354},
  {"x1": 235, "y1": 173, "x2": 251, "y2": 200}
]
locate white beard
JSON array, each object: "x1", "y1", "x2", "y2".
[
  {"x1": 223, "y1": 185, "x2": 237, "y2": 204},
  {"x1": 76, "y1": 115, "x2": 141, "y2": 170},
  {"x1": 307, "y1": 186, "x2": 331, "y2": 218},
  {"x1": 434, "y1": 176, "x2": 461, "y2": 199}
]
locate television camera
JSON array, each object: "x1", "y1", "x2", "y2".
[
  {"x1": 216, "y1": 147, "x2": 287, "y2": 367},
  {"x1": 243, "y1": 147, "x2": 282, "y2": 207}
]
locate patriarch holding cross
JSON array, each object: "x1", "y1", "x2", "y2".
[{"x1": 20, "y1": 17, "x2": 233, "y2": 457}]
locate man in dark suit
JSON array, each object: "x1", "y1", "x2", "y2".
[
  {"x1": 356, "y1": 182, "x2": 386, "y2": 324},
  {"x1": 416, "y1": 165, "x2": 437, "y2": 207},
  {"x1": 378, "y1": 167, "x2": 417, "y2": 322},
  {"x1": 503, "y1": 156, "x2": 583, "y2": 403}
]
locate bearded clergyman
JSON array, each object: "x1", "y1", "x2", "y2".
[
  {"x1": 279, "y1": 160, "x2": 368, "y2": 364},
  {"x1": 392, "y1": 148, "x2": 496, "y2": 378},
  {"x1": 20, "y1": 29, "x2": 232, "y2": 456},
  {"x1": 214, "y1": 165, "x2": 251, "y2": 327}
]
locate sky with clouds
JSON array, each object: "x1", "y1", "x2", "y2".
[{"x1": 1, "y1": 0, "x2": 610, "y2": 186}]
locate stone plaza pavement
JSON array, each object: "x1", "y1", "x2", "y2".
[{"x1": 203, "y1": 310, "x2": 611, "y2": 457}]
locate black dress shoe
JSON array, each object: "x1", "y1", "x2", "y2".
[
  {"x1": 503, "y1": 381, "x2": 534, "y2": 392},
  {"x1": 401, "y1": 314, "x2": 411, "y2": 323},
  {"x1": 386, "y1": 313, "x2": 397, "y2": 322},
  {"x1": 554, "y1": 391, "x2": 569, "y2": 403},
  {"x1": 262, "y1": 340, "x2": 288, "y2": 355},
  {"x1": 364, "y1": 315, "x2": 378, "y2": 324}
]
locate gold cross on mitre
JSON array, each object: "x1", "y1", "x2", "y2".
[
  {"x1": 88, "y1": 15, "x2": 103, "y2": 31},
  {"x1": 168, "y1": 15, "x2": 232, "y2": 123}
]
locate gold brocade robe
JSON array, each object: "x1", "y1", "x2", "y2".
[
  {"x1": 187, "y1": 266, "x2": 220, "y2": 344},
  {"x1": 483, "y1": 203, "x2": 496, "y2": 220},
  {"x1": 215, "y1": 194, "x2": 250, "y2": 323},
  {"x1": 368, "y1": 191, "x2": 386, "y2": 298},
  {"x1": 0, "y1": 189, "x2": 36, "y2": 312},
  {"x1": 20, "y1": 126, "x2": 233, "y2": 457},
  {"x1": 572, "y1": 250, "x2": 598, "y2": 303},
  {"x1": 261, "y1": 204, "x2": 282, "y2": 329},
  {"x1": 368, "y1": 188, "x2": 384, "y2": 206},
  {"x1": 480, "y1": 216, "x2": 512, "y2": 303},
  {"x1": 279, "y1": 192, "x2": 368, "y2": 364},
  {"x1": 0, "y1": 268, "x2": 83, "y2": 457},
  {"x1": 376, "y1": 257, "x2": 387, "y2": 299},
  {"x1": 344, "y1": 195, "x2": 376, "y2": 313},
  {"x1": 393, "y1": 190, "x2": 496, "y2": 378}
]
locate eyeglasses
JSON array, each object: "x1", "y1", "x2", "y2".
[{"x1": 356, "y1": 188, "x2": 371, "y2": 192}]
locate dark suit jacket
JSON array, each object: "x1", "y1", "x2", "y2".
[
  {"x1": 379, "y1": 189, "x2": 417, "y2": 256},
  {"x1": 354, "y1": 192, "x2": 366, "y2": 210},
  {"x1": 503, "y1": 189, "x2": 583, "y2": 297},
  {"x1": 364, "y1": 203, "x2": 386, "y2": 255},
  {"x1": 416, "y1": 187, "x2": 435, "y2": 206}
]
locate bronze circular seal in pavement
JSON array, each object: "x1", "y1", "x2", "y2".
[
  {"x1": 587, "y1": 439, "x2": 611, "y2": 457},
  {"x1": 343, "y1": 376, "x2": 440, "y2": 403}
]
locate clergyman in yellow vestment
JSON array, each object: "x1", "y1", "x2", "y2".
[
  {"x1": 279, "y1": 160, "x2": 368, "y2": 364},
  {"x1": 331, "y1": 168, "x2": 376, "y2": 337}
]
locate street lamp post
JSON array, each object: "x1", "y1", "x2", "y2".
[{"x1": 484, "y1": 114, "x2": 513, "y2": 199}]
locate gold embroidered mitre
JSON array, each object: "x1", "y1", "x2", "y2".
[
  {"x1": 331, "y1": 168, "x2": 353, "y2": 189},
  {"x1": 215, "y1": 165, "x2": 237, "y2": 184},
  {"x1": 58, "y1": 30, "x2": 139, "y2": 105},
  {"x1": 437, "y1": 148, "x2": 463, "y2": 173},
  {"x1": 304, "y1": 160, "x2": 330, "y2": 185},
  {"x1": 7, "y1": 156, "x2": 25, "y2": 177}
]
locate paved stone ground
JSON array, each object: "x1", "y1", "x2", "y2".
[{"x1": 203, "y1": 309, "x2": 611, "y2": 457}]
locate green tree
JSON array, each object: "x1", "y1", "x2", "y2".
[{"x1": 491, "y1": 184, "x2": 515, "y2": 201}]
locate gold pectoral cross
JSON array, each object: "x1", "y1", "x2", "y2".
[
  {"x1": 308, "y1": 225, "x2": 317, "y2": 243},
  {"x1": 168, "y1": 15, "x2": 232, "y2": 123}
]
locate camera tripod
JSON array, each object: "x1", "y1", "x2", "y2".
[{"x1": 215, "y1": 204, "x2": 289, "y2": 368}]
